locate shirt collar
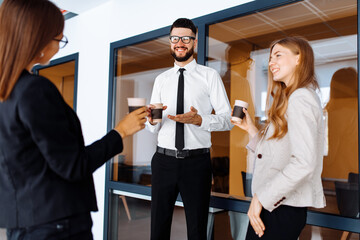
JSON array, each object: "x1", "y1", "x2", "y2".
[{"x1": 173, "y1": 59, "x2": 196, "y2": 73}]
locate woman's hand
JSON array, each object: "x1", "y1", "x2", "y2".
[
  {"x1": 115, "y1": 107, "x2": 147, "y2": 138},
  {"x1": 231, "y1": 108, "x2": 259, "y2": 138},
  {"x1": 248, "y1": 194, "x2": 265, "y2": 238}
]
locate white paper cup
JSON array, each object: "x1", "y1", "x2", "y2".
[
  {"x1": 151, "y1": 103, "x2": 163, "y2": 123},
  {"x1": 127, "y1": 98, "x2": 146, "y2": 112},
  {"x1": 232, "y1": 100, "x2": 249, "y2": 122}
]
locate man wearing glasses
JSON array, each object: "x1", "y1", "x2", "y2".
[{"x1": 147, "y1": 18, "x2": 232, "y2": 240}]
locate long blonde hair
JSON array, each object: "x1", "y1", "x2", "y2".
[
  {"x1": 0, "y1": 0, "x2": 64, "y2": 101},
  {"x1": 262, "y1": 36, "x2": 319, "y2": 139}
]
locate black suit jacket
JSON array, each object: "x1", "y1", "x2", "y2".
[{"x1": 0, "y1": 70, "x2": 123, "y2": 228}]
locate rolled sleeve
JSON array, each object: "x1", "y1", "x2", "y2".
[
  {"x1": 198, "y1": 71, "x2": 232, "y2": 132},
  {"x1": 145, "y1": 121, "x2": 161, "y2": 133},
  {"x1": 199, "y1": 114, "x2": 211, "y2": 131},
  {"x1": 198, "y1": 113, "x2": 232, "y2": 132}
]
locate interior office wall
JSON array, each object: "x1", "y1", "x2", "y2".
[
  {"x1": 51, "y1": 0, "x2": 253, "y2": 239},
  {"x1": 116, "y1": 69, "x2": 164, "y2": 166}
]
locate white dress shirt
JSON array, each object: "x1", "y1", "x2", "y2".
[{"x1": 146, "y1": 59, "x2": 233, "y2": 150}]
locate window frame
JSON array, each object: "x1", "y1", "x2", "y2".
[
  {"x1": 104, "y1": 0, "x2": 360, "y2": 238},
  {"x1": 32, "y1": 53, "x2": 79, "y2": 112}
]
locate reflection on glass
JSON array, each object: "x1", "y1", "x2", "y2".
[
  {"x1": 207, "y1": 0, "x2": 358, "y2": 217},
  {"x1": 108, "y1": 194, "x2": 186, "y2": 240},
  {"x1": 107, "y1": 201, "x2": 360, "y2": 240},
  {"x1": 111, "y1": 36, "x2": 173, "y2": 185}
]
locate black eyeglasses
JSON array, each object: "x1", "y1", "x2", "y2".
[
  {"x1": 53, "y1": 35, "x2": 68, "y2": 49},
  {"x1": 169, "y1": 36, "x2": 195, "y2": 44}
]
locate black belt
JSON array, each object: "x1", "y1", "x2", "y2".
[{"x1": 156, "y1": 146, "x2": 210, "y2": 159}]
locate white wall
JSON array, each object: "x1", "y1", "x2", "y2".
[{"x1": 51, "y1": 0, "x2": 253, "y2": 239}]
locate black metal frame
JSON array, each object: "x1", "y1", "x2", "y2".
[
  {"x1": 32, "y1": 53, "x2": 79, "y2": 111},
  {"x1": 104, "y1": 0, "x2": 360, "y2": 238}
]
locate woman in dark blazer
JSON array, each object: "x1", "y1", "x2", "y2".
[
  {"x1": 232, "y1": 37, "x2": 325, "y2": 239},
  {"x1": 0, "y1": 0, "x2": 147, "y2": 239}
]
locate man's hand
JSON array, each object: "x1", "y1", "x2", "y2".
[
  {"x1": 168, "y1": 106, "x2": 202, "y2": 126},
  {"x1": 147, "y1": 104, "x2": 167, "y2": 125},
  {"x1": 247, "y1": 194, "x2": 265, "y2": 238}
]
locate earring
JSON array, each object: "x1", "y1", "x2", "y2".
[{"x1": 40, "y1": 52, "x2": 44, "y2": 58}]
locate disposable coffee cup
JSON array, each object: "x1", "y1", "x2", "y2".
[
  {"x1": 127, "y1": 98, "x2": 146, "y2": 112},
  {"x1": 232, "y1": 100, "x2": 249, "y2": 122},
  {"x1": 151, "y1": 103, "x2": 163, "y2": 123}
]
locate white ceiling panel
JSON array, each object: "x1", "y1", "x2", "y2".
[{"x1": 50, "y1": 0, "x2": 111, "y2": 14}]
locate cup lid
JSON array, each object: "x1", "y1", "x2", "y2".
[
  {"x1": 127, "y1": 98, "x2": 146, "y2": 105},
  {"x1": 151, "y1": 103, "x2": 163, "y2": 108},
  {"x1": 234, "y1": 100, "x2": 249, "y2": 108}
]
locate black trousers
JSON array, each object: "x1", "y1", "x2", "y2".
[
  {"x1": 246, "y1": 205, "x2": 307, "y2": 240},
  {"x1": 7, "y1": 212, "x2": 93, "y2": 240},
  {"x1": 150, "y1": 152, "x2": 212, "y2": 240}
]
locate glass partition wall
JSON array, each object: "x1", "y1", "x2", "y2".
[
  {"x1": 105, "y1": 0, "x2": 359, "y2": 239},
  {"x1": 111, "y1": 36, "x2": 173, "y2": 185},
  {"x1": 205, "y1": 0, "x2": 359, "y2": 238},
  {"x1": 107, "y1": 36, "x2": 188, "y2": 240},
  {"x1": 208, "y1": 0, "x2": 358, "y2": 214}
]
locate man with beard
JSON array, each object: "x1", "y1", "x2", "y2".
[{"x1": 146, "y1": 18, "x2": 232, "y2": 240}]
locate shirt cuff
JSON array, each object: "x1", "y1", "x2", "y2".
[
  {"x1": 199, "y1": 114, "x2": 211, "y2": 131},
  {"x1": 145, "y1": 120, "x2": 160, "y2": 133}
]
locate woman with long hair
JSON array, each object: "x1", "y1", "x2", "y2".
[
  {"x1": 0, "y1": 0, "x2": 146, "y2": 239},
  {"x1": 232, "y1": 36, "x2": 326, "y2": 239}
]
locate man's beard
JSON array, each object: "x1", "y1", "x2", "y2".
[{"x1": 171, "y1": 47, "x2": 194, "y2": 62}]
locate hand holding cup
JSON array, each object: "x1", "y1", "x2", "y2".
[
  {"x1": 115, "y1": 107, "x2": 147, "y2": 138},
  {"x1": 231, "y1": 100, "x2": 258, "y2": 137},
  {"x1": 147, "y1": 103, "x2": 167, "y2": 125}
]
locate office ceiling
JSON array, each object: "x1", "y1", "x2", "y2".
[
  {"x1": 116, "y1": 0, "x2": 357, "y2": 76},
  {"x1": 0, "y1": 0, "x2": 109, "y2": 15},
  {"x1": 207, "y1": 0, "x2": 357, "y2": 65},
  {"x1": 50, "y1": 0, "x2": 110, "y2": 14},
  {"x1": 210, "y1": 0, "x2": 356, "y2": 46}
]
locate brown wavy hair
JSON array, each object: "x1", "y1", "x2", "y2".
[
  {"x1": 262, "y1": 36, "x2": 319, "y2": 139},
  {"x1": 0, "y1": 0, "x2": 64, "y2": 101}
]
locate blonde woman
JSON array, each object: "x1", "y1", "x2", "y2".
[{"x1": 232, "y1": 37, "x2": 326, "y2": 239}]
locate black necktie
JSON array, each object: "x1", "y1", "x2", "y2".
[{"x1": 175, "y1": 68, "x2": 185, "y2": 150}]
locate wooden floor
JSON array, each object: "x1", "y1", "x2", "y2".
[
  {"x1": 115, "y1": 197, "x2": 359, "y2": 240},
  {"x1": 115, "y1": 197, "x2": 187, "y2": 239},
  {"x1": 0, "y1": 198, "x2": 357, "y2": 240}
]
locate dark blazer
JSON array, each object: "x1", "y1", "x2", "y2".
[{"x1": 0, "y1": 70, "x2": 123, "y2": 228}]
